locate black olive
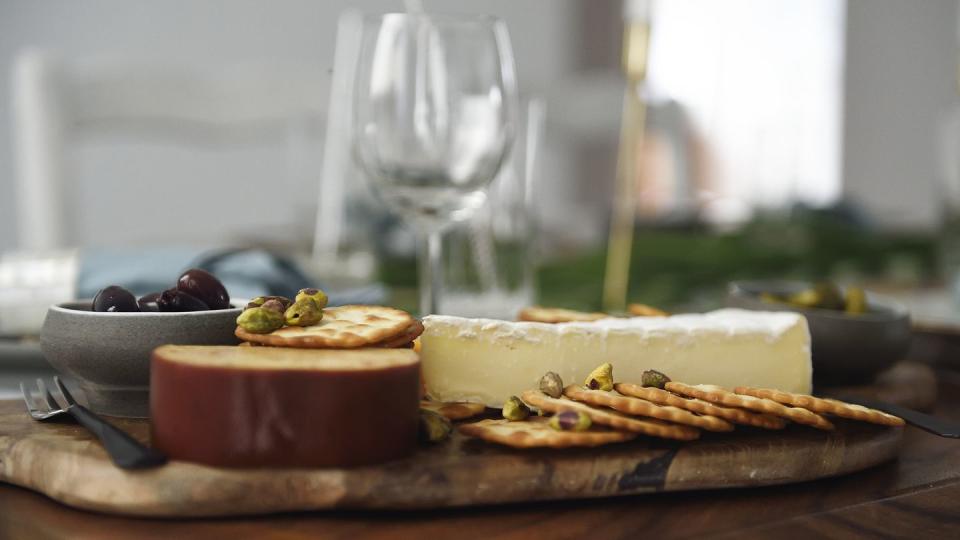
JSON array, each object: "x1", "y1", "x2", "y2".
[
  {"x1": 137, "y1": 292, "x2": 163, "y2": 312},
  {"x1": 176, "y1": 269, "x2": 230, "y2": 310},
  {"x1": 157, "y1": 288, "x2": 209, "y2": 312},
  {"x1": 92, "y1": 286, "x2": 140, "y2": 312}
]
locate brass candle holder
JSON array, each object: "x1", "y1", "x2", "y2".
[{"x1": 602, "y1": 17, "x2": 650, "y2": 312}]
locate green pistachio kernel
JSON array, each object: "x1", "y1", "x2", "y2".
[
  {"x1": 549, "y1": 410, "x2": 592, "y2": 432},
  {"x1": 584, "y1": 363, "x2": 614, "y2": 391},
  {"x1": 284, "y1": 298, "x2": 323, "y2": 327},
  {"x1": 246, "y1": 295, "x2": 292, "y2": 310},
  {"x1": 260, "y1": 299, "x2": 286, "y2": 313},
  {"x1": 236, "y1": 307, "x2": 284, "y2": 334},
  {"x1": 539, "y1": 371, "x2": 564, "y2": 398},
  {"x1": 295, "y1": 288, "x2": 329, "y2": 310},
  {"x1": 418, "y1": 409, "x2": 452, "y2": 443},
  {"x1": 640, "y1": 369, "x2": 671, "y2": 389},
  {"x1": 502, "y1": 396, "x2": 532, "y2": 421}
]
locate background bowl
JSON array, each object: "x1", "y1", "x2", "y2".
[
  {"x1": 727, "y1": 280, "x2": 912, "y2": 386},
  {"x1": 40, "y1": 302, "x2": 242, "y2": 417}
]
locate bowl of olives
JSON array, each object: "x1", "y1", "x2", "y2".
[
  {"x1": 727, "y1": 280, "x2": 911, "y2": 385},
  {"x1": 40, "y1": 269, "x2": 242, "y2": 418}
]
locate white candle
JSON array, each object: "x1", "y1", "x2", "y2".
[{"x1": 624, "y1": 0, "x2": 652, "y2": 23}]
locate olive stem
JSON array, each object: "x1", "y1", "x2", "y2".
[{"x1": 417, "y1": 229, "x2": 443, "y2": 317}]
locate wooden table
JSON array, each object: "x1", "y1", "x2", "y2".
[{"x1": 2, "y1": 372, "x2": 959, "y2": 539}]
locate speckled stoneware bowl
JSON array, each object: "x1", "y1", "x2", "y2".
[
  {"x1": 727, "y1": 280, "x2": 911, "y2": 385},
  {"x1": 40, "y1": 302, "x2": 242, "y2": 418}
]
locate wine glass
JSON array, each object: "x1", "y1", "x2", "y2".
[{"x1": 353, "y1": 13, "x2": 518, "y2": 316}]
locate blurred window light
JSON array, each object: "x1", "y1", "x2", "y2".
[{"x1": 644, "y1": 0, "x2": 846, "y2": 223}]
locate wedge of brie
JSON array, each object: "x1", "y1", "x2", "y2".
[{"x1": 420, "y1": 309, "x2": 811, "y2": 407}]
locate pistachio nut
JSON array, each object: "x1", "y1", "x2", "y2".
[
  {"x1": 845, "y1": 286, "x2": 868, "y2": 314},
  {"x1": 418, "y1": 409, "x2": 452, "y2": 443},
  {"x1": 539, "y1": 371, "x2": 564, "y2": 398},
  {"x1": 296, "y1": 288, "x2": 329, "y2": 310},
  {"x1": 260, "y1": 299, "x2": 286, "y2": 313},
  {"x1": 246, "y1": 295, "x2": 292, "y2": 310},
  {"x1": 584, "y1": 363, "x2": 614, "y2": 391},
  {"x1": 641, "y1": 369, "x2": 671, "y2": 389},
  {"x1": 502, "y1": 396, "x2": 531, "y2": 421},
  {"x1": 549, "y1": 410, "x2": 592, "y2": 432},
  {"x1": 236, "y1": 306, "x2": 284, "y2": 334},
  {"x1": 284, "y1": 298, "x2": 323, "y2": 327}
]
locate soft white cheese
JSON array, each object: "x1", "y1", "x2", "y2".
[{"x1": 420, "y1": 309, "x2": 812, "y2": 407}]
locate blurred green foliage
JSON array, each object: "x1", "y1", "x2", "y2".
[{"x1": 381, "y1": 210, "x2": 937, "y2": 313}]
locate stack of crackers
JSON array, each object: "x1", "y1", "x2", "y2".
[
  {"x1": 457, "y1": 369, "x2": 905, "y2": 449},
  {"x1": 236, "y1": 305, "x2": 424, "y2": 349}
]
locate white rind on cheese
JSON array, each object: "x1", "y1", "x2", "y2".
[{"x1": 420, "y1": 309, "x2": 812, "y2": 407}]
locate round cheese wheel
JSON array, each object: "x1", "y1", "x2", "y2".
[{"x1": 150, "y1": 345, "x2": 420, "y2": 468}]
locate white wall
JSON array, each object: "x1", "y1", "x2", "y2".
[
  {"x1": 2, "y1": 0, "x2": 957, "y2": 253},
  {"x1": 0, "y1": 0, "x2": 577, "y2": 251},
  {"x1": 842, "y1": 0, "x2": 958, "y2": 231}
]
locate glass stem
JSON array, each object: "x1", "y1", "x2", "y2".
[{"x1": 417, "y1": 228, "x2": 443, "y2": 316}]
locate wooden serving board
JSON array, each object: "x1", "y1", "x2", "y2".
[{"x1": 0, "y1": 401, "x2": 902, "y2": 517}]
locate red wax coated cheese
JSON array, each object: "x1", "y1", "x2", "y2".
[{"x1": 150, "y1": 345, "x2": 420, "y2": 468}]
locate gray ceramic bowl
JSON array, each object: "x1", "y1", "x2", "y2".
[
  {"x1": 727, "y1": 281, "x2": 911, "y2": 385},
  {"x1": 40, "y1": 302, "x2": 242, "y2": 418}
]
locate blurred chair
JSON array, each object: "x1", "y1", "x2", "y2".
[{"x1": 11, "y1": 49, "x2": 328, "y2": 251}]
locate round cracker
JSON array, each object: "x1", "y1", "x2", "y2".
[
  {"x1": 733, "y1": 386, "x2": 905, "y2": 427},
  {"x1": 521, "y1": 390, "x2": 699, "y2": 441},
  {"x1": 420, "y1": 400, "x2": 486, "y2": 421},
  {"x1": 614, "y1": 383, "x2": 786, "y2": 430},
  {"x1": 236, "y1": 305, "x2": 413, "y2": 349},
  {"x1": 627, "y1": 303, "x2": 669, "y2": 317},
  {"x1": 458, "y1": 417, "x2": 636, "y2": 448},
  {"x1": 665, "y1": 382, "x2": 835, "y2": 431},
  {"x1": 374, "y1": 320, "x2": 424, "y2": 348},
  {"x1": 564, "y1": 385, "x2": 733, "y2": 432},
  {"x1": 516, "y1": 306, "x2": 610, "y2": 323}
]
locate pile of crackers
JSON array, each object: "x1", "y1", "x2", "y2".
[
  {"x1": 456, "y1": 370, "x2": 905, "y2": 449},
  {"x1": 236, "y1": 305, "x2": 423, "y2": 349}
]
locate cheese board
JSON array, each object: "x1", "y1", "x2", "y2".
[
  {"x1": 0, "y1": 400, "x2": 902, "y2": 517},
  {"x1": 3, "y1": 278, "x2": 921, "y2": 518}
]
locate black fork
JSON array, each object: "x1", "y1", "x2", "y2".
[{"x1": 20, "y1": 376, "x2": 167, "y2": 469}]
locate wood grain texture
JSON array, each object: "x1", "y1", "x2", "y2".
[
  {"x1": 0, "y1": 399, "x2": 901, "y2": 518},
  {"x1": 712, "y1": 482, "x2": 960, "y2": 539}
]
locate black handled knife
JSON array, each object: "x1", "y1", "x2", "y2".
[{"x1": 838, "y1": 395, "x2": 960, "y2": 438}]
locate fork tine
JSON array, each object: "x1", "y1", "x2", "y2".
[
  {"x1": 53, "y1": 376, "x2": 77, "y2": 406},
  {"x1": 19, "y1": 382, "x2": 40, "y2": 415},
  {"x1": 37, "y1": 378, "x2": 62, "y2": 410}
]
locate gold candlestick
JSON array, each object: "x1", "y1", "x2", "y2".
[{"x1": 602, "y1": 19, "x2": 650, "y2": 312}]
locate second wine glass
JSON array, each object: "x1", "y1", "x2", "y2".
[{"x1": 353, "y1": 13, "x2": 518, "y2": 316}]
